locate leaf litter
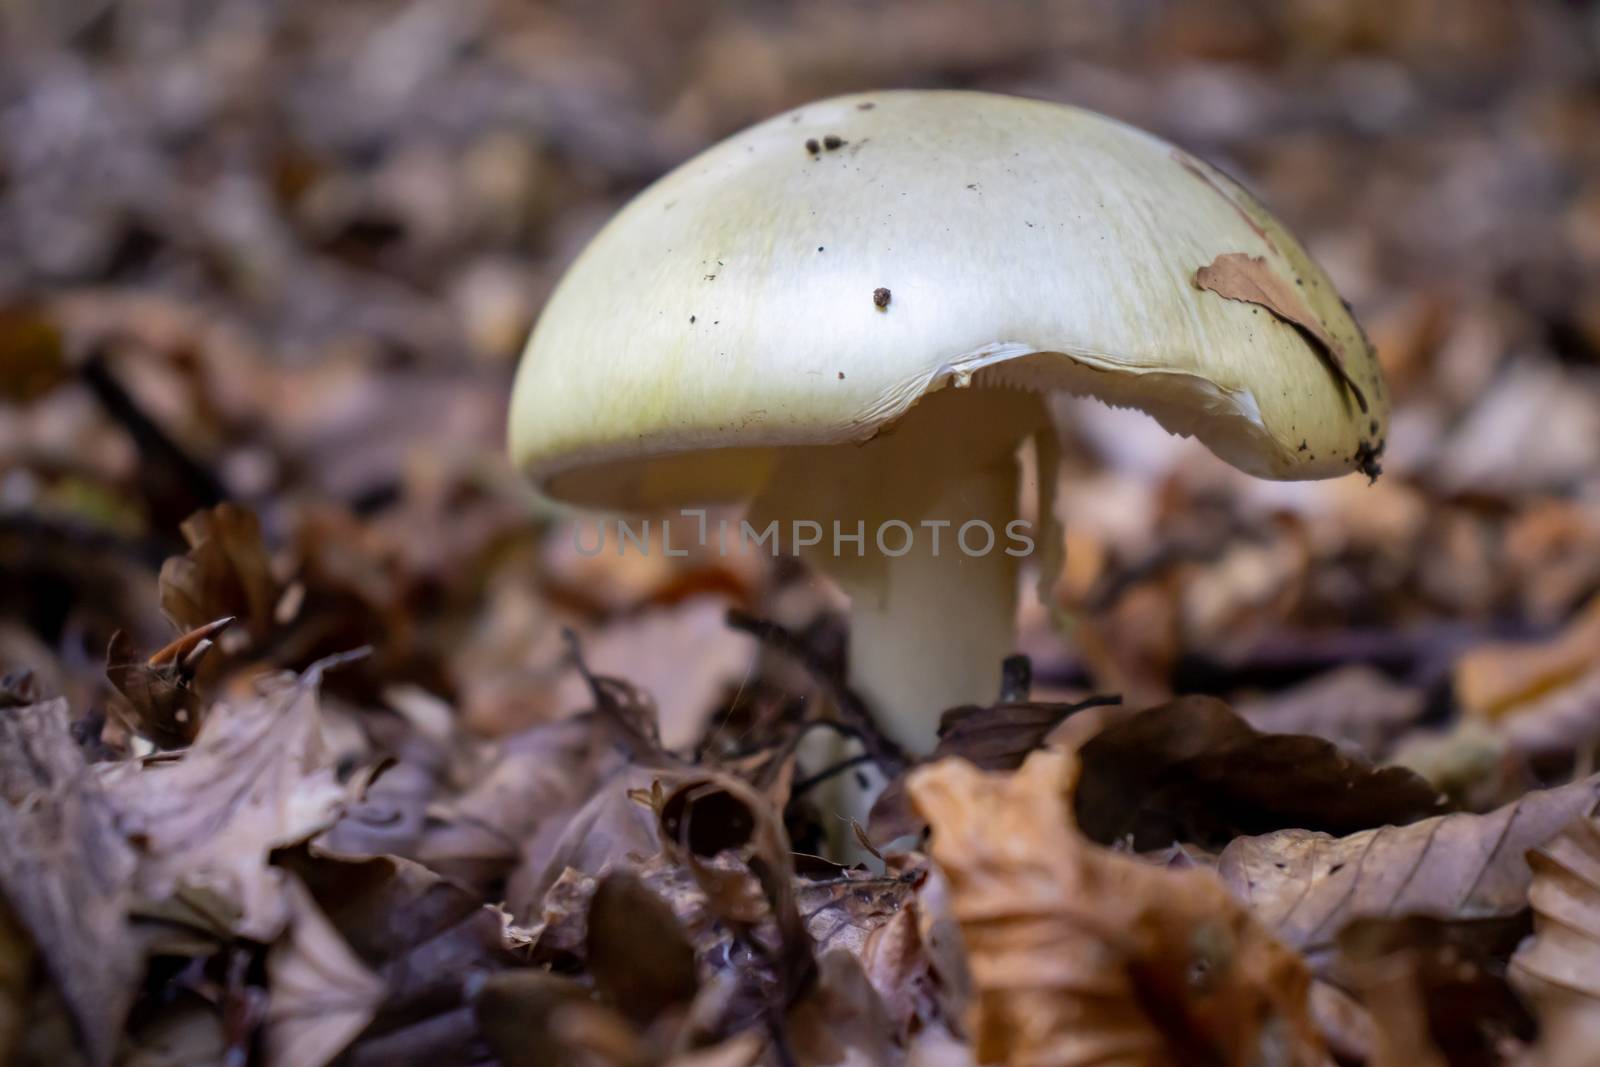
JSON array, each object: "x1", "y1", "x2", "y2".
[{"x1": 2, "y1": 1, "x2": 1600, "y2": 1065}]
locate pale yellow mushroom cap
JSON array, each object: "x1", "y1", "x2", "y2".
[{"x1": 509, "y1": 89, "x2": 1388, "y2": 508}]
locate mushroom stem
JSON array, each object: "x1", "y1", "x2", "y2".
[
  {"x1": 750, "y1": 387, "x2": 1051, "y2": 753},
  {"x1": 833, "y1": 448, "x2": 1023, "y2": 751}
]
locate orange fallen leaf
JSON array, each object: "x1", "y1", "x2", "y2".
[
  {"x1": 1455, "y1": 595, "x2": 1600, "y2": 720},
  {"x1": 909, "y1": 749, "x2": 1323, "y2": 1067}
]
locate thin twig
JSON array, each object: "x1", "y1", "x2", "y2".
[
  {"x1": 561, "y1": 627, "x2": 668, "y2": 756},
  {"x1": 998, "y1": 653, "x2": 1032, "y2": 703},
  {"x1": 725, "y1": 609, "x2": 909, "y2": 776},
  {"x1": 790, "y1": 752, "x2": 874, "y2": 798},
  {"x1": 79, "y1": 348, "x2": 229, "y2": 509}
]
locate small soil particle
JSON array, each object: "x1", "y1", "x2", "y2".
[
  {"x1": 872, "y1": 287, "x2": 891, "y2": 309},
  {"x1": 689, "y1": 315, "x2": 696, "y2": 323},
  {"x1": 805, "y1": 138, "x2": 820, "y2": 155},
  {"x1": 823, "y1": 134, "x2": 845, "y2": 150},
  {"x1": 1354, "y1": 439, "x2": 1385, "y2": 484},
  {"x1": 857, "y1": 102, "x2": 875, "y2": 110},
  {"x1": 837, "y1": 371, "x2": 845, "y2": 379}
]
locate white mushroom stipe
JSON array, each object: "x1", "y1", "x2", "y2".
[{"x1": 748, "y1": 386, "x2": 1050, "y2": 751}]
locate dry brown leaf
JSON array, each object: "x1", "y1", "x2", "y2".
[
  {"x1": 275, "y1": 848, "x2": 484, "y2": 970},
  {"x1": 1308, "y1": 980, "x2": 1373, "y2": 1064},
  {"x1": 656, "y1": 773, "x2": 815, "y2": 1001},
  {"x1": 1509, "y1": 808, "x2": 1600, "y2": 1064},
  {"x1": 158, "y1": 504, "x2": 280, "y2": 649},
  {"x1": 1237, "y1": 665, "x2": 1425, "y2": 758},
  {"x1": 796, "y1": 869, "x2": 933, "y2": 1036},
  {"x1": 0, "y1": 901, "x2": 29, "y2": 1066},
  {"x1": 910, "y1": 749, "x2": 1323, "y2": 1067},
  {"x1": 121, "y1": 999, "x2": 229, "y2": 1067},
  {"x1": 551, "y1": 596, "x2": 758, "y2": 751},
  {"x1": 1220, "y1": 774, "x2": 1600, "y2": 968},
  {"x1": 1073, "y1": 695, "x2": 1445, "y2": 849},
  {"x1": 101, "y1": 654, "x2": 360, "y2": 940},
  {"x1": 869, "y1": 697, "x2": 1118, "y2": 841},
  {"x1": 104, "y1": 618, "x2": 232, "y2": 747},
  {"x1": 1456, "y1": 594, "x2": 1600, "y2": 719},
  {"x1": 1193, "y1": 251, "x2": 1370, "y2": 415},
  {"x1": 588, "y1": 872, "x2": 700, "y2": 1028},
  {"x1": 786, "y1": 949, "x2": 898, "y2": 1067},
  {"x1": 1335, "y1": 915, "x2": 1531, "y2": 1067},
  {"x1": 0, "y1": 698, "x2": 140, "y2": 1067},
  {"x1": 264, "y1": 875, "x2": 385, "y2": 1067},
  {"x1": 475, "y1": 968, "x2": 649, "y2": 1067},
  {"x1": 406, "y1": 661, "x2": 674, "y2": 894},
  {"x1": 0, "y1": 301, "x2": 70, "y2": 403}
]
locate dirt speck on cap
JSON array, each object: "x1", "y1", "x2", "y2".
[
  {"x1": 805, "y1": 138, "x2": 820, "y2": 155},
  {"x1": 1355, "y1": 439, "x2": 1385, "y2": 484},
  {"x1": 823, "y1": 134, "x2": 845, "y2": 150},
  {"x1": 873, "y1": 287, "x2": 891, "y2": 310},
  {"x1": 857, "y1": 102, "x2": 875, "y2": 110}
]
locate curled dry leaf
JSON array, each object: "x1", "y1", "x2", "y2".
[
  {"x1": 1074, "y1": 695, "x2": 1445, "y2": 850},
  {"x1": 0, "y1": 698, "x2": 140, "y2": 1067},
  {"x1": 1221, "y1": 773, "x2": 1600, "y2": 968},
  {"x1": 1510, "y1": 807, "x2": 1600, "y2": 1064},
  {"x1": 101, "y1": 654, "x2": 361, "y2": 940},
  {"x1": 264, "y1": 875, "x2": 385, "y2": 1067},
  {"x1": 657, "y1": 773, "x2": 815, "y2": 1002},
  {"x1": 910, "y1": 749, "x2": 1323, "y2": 1067},
  {"x1": 158, "y1": 504, "x2": 280, "y2": 650},
  {"x1": 104, "y1": 617, "x2": 233, "y2": 747}
]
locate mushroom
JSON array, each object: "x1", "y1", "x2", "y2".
[{"x1": 509, "y1": 90, "x2": 1388, "y2": 754}]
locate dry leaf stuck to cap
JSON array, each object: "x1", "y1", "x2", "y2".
[
  {"x1": 1192, "y1": 252, "x2": 1368, "y2": 415},
  {"x1": 908, "y1": 748, "x2": 1323, "y2": 1067}
]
